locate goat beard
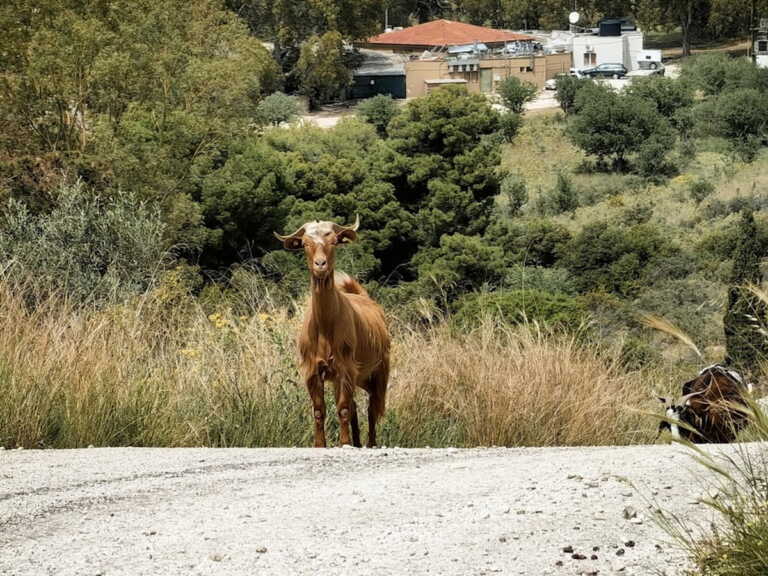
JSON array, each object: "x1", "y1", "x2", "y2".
[{"x1": 311, "y1": 272, "x2": 333, "y2": 288}]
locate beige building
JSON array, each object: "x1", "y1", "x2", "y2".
[
  {"x1": 405, "y1": 52, "x2": 571, "y2": 98},
  {"x1": 358, "y1": 19, "x2": 572, "y2": 99}
]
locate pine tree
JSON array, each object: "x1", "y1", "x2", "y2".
[{"x1": 724, "y1": 208, "x2": 766, "y2": 374}]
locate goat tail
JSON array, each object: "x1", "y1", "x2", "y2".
[{"x1": 369, "y1": 356, "x2": 389, "y2": 422}]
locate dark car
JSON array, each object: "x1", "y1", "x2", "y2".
[{"x1": 580, "y1": 63, "x2": 628, "y2": 79}]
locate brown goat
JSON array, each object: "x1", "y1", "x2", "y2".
[
  {"x1": 658, "y1": 364, "x2": 752, "y2": 443},
  {"x1": 275, "y1": 217, "x2": 390, "y2": 447}
]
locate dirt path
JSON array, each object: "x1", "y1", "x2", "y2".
[{"x1": 0, "y1": 445, "x2": 733, "y2": 575}]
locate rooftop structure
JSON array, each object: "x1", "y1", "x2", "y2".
[
  {"x1": 536, "y1": 18, "x2": 644, "y2": 72},
  {"x1": 362, "y1": 19, "x2": 535, "y2": 52}
]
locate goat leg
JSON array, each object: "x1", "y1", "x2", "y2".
[
  {"x1": 336, "y1": 374, "x2": 354, "y2": 447},
  {"x1": 350, "y1": 401, "x2": 361, "y2": 448},
  {"x1": 306, "y1": 376, "x2": 326, "y2": 448}
]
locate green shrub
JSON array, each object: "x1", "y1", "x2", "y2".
[
  {"x1": 724, "y1": 209, "x2": 767, "y2": 374},
  {"x1": 625, "y1": 75, "x2": 693, "y2": 120},
  {"x1": 356, "y1": 94, "x2": 399, "y2": 135},
  {"x1": 569, "y1": 88, "x2": 675, "y2": 171},
  {"x1": 452, "y1": 289, "x2": 586, "y2": 329},
  {"x1": 637, "y1": 130, "x2": 678, "y2": 179},
  {"x1": 577, "y1": 173, "x2": 646, "y2": 206},
  {"x1": 1, "y1": 0, "x2": 280, "y2": 256},
  {"x1": 702, "y1": 195, "x2": 768, "y2": 220},
  {"x1": 497, "y1": 76, "x2": 538, "y2": 113},
  {"x1": 562, "y1": 221, "x2": 679, "y2": 296},
  {"x1": 673, "y1": 105, "x2": 697, "y2": 144},
  {"x1": 620, "y1": 203, "x2": 654, "y2": 226},
  {"x1": 499, "y1": 112, "x2": 522, "y2": 142},
  {"x1": 711, "y1": 89, "x2": 768, "y2": 161},
  {"x1": 387, "y1": 85, "x2": 502, "y2": 246},
  {"x1": 571, "y1": 80, "x2": 610, "y2": 114},
  {"x1": 554, "y1": 75, "x2": 592, "y2": 114},
  {"x1": 634, "y1": 277, "x2": 725, "y2": 346},
  {"x1": 498, "y1": 173, "x2": 528, "y2": 217},
  {"x1": 486, "y1": 218, "x2": 572, "y2": 268},
  {"x1": 618, "y1": 336, "x2": 662, "y2": 370},
  {"x1": 295, "y1": 31, "x2": 351, "y2": 108},
  {"x1": 413, "y1": 234, "x2": 505, "y2": 302},
  {"x1": 681, "y1": 53, "x2": 768, "y2": 96},
  {"x1": 537, "y1": 171, "x2": 579, "y2": 215},
  {"x1": 689, "y1": 178, "x2": 715, "y2": 203},
  {"x1": 201, "y1": 138, "x2": 293, "y2": 263},
  {"x1": 0, "y1": 182, "x2": 168, "y2": 303},
  {"x1": 503, "y1": 265, "x2": 577, "y2": 295},
  {"x1": 255, "y1": 92, "x2": 300, "y2": 126},
  {"x1": 696, "y1": 216, "x2": 768, "y2": 267}
]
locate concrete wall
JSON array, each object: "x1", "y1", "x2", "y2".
[
  {"x1": 756, "y1": 36, "x2": 768, "y2": 69},
  {"x1": 405, "y1": 52, "x2": 570, "y2": 98},
  {"x1": 626, "y1": 33, "x2": 643, "y2": 71}
]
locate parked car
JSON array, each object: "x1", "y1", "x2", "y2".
[{"x1": 579, "y1": 63, "x2": 628, "y2": 79}]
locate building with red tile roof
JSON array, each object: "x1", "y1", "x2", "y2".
[{"x1": 361, "y1": 19, "x2": 536, "y2": 52}]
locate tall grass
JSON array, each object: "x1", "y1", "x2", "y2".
[
  {"x1": 652, "y1": 286, "x2": 768, "y2": 575},
  {"x1": 657, "y1": 400, "x2": 768, "y2": 576},
  {"x1": 0, "y1": 279, "x2": 662, "y2": 449},
  {"x1": 387, "y1": 319, "x2": 656, "y2": 446}
]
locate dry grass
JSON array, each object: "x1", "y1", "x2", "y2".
[
  {"x1": 502, "y1": 114, "x2": 583, "y2": 194},
  {"x1": 389, "y1": 319, "x2": 659, "y2": 447},
  {"x1": 0, "y1": 280, "x2": 663, "y2": 449}
]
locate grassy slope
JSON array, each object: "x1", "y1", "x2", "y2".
[
  {"x1": 0, "y1": 279, "x2": 665, "y2": 449},
  {"x1": 4, "y1": 117, "x2": 768, "y2": 451},
  {"x1": 503, "y1": 114, "x2": 768, "y2": 361}
]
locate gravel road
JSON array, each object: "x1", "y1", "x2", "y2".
[{"x1": 0, "y1": 445, "x2": 732, "y2": 575}]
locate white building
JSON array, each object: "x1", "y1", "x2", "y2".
[
  {"x1": 570, "y1": 18, "x2": 643, "y2": 72},
  {"x1": 755, "y1": 19, "x2": 768, "y2": 69}
]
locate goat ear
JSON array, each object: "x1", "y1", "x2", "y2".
[
  {"x1": 336, "y1": 228, "x2": 357, "y2": 244},
  {"x1": 274, "y1": 228, "x2": 305, "y2": 250},
  {"x1": 333, "y1": 214, "x2": 360, "y2": 244}
]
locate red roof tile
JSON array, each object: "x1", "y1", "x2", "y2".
[{"x1": 366, "y1": 19, "x2": 535, "y2": 48}]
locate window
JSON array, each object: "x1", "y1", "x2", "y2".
[
  {"x1": 583, "y1": 52, "x2": 597, "y2": 66},
  {"x1": 519, "y1": 66, "x2": 533, "y2": 73},
  {"x1": 759, "y1": 40, "x2": 768, "y2": 53}
]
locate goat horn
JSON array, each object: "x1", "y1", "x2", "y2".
[
  {"x1": 676, "y1": 391, "x2": 704, "y2": 405},
  {"x1": 274, "y1": 225, "x2": 306, "y2": 250},
  {"x1": 273, "y1": 225, "x2": 306, "y2": 242},
  {"x1": 333, "y1": 214, "x2": 360, "y2": 233}
]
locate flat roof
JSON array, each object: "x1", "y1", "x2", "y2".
[{"x1": 424, "y1": 78, "x2": 468, "y2": 84}]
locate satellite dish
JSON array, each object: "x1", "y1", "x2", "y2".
[{"x1": 569, "y1": 11, "x2": 580, "y2": 24}]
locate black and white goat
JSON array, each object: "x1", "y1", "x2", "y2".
[{"x1": 657, "y1": 364, "x2": 753, "y2": 444}]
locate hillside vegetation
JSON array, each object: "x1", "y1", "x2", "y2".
[
  {"x1": 2, "y1": 3, "x2": 768, "y2": 452},
  {"x1": 0, "y1": 277, "x2": 660, "y2": 449}
]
